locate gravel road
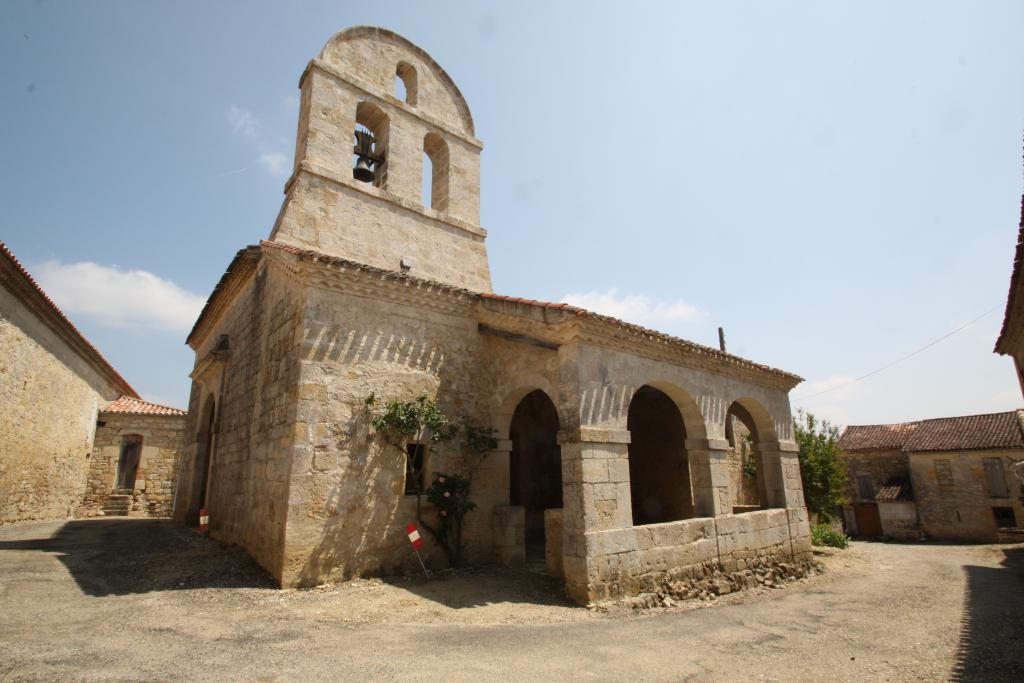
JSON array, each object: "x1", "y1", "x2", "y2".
[{"x1": 1, "y1": 518, "x2": 1021, "y2": 681}]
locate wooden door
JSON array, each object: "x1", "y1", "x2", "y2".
[
  {"x1": 854, "y1": 503, "x2": 882, "y2": 537},
  {"x1": 116, "y1": 437, "x2": 142, "y2": 490}
]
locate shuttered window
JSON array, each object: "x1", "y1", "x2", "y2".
[
  {"x1": 856, "y1": 474, "x2": 875, "y2": 501},
  {"x1": 983, "y1": 457, "x2": 1009, "y2": 498}
]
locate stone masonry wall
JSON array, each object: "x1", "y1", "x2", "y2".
[
  {"x1": 578, "y1": 508, "x2": 813, "y2": 602},
  {"x1": 80, "y1": 413, "x2": 185, "y2": 517},
  {"x1": 0, "y1": 285, "x2": 119, "y2": 524},
  {"x1": 909, "y1": 449, "x2": 1024, "y2": 542},
  {"x1": 175, "y1": 262, "x2": 303, "y2": 583},
  {"x1": 281, "y1": 282, "x2": 500, "y2": 587},
  {"x1": 840, "y1": 449, "x2": 909, "y2": 502}
]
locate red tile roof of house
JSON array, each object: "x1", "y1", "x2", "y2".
[
  {"x1": 101, "y1": 395, "x2": 186, "y2": 417},
  {"x1": 0, "y1": 241, "x2": 138, "y2": 398},
  {"x1": 840, "y1": 410, "x2": 1024, "y2": 453}
]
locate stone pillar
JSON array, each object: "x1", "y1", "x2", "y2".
[
  {"x1": 492, "y1": 505, "x2": 525, "y2": 567},
  {"x1": 558, "y1": 427, "x2": 631, "y2": 603},
  {"x1": 758, "y1": 440, "x2": 804, "y2": 508},
  {"x1": 686, "y1": 438, "x2": 732, "y2": 517}
]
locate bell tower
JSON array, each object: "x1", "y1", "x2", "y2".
[{"x1": 269, "y1": 27, "x2": 492, "y2": 292}]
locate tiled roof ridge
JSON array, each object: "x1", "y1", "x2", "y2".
[
  {"x1": 846, "y1": 408, "x2": 1023, "y2": 430},
  {"x1": 0, "y1": 241, "x2": 138, "y2": 398},
  {"x1": 994, "y1": 138, "x2": 1024, "y2": 354},
  {"x1": 259, "y1": 240, "x2": 801, "y2": 382},
  {"x1": 841, "y1": 409, "x2": 1024, "y2": 452},
  {"x1": 102, "y1": 395, "x2": 187, "y2": 416}
]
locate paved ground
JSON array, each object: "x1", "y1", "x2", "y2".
[{"x1": 1, "y1": 519, "x2": 1022, "y2": 681}]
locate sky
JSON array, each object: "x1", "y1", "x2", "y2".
[{"x1": 1, "y1": 0, "x2": 1023, "y2": 429}]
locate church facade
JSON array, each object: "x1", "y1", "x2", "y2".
[{"x1": 174, "y1": 26, "x2": 812, "y2": 604}]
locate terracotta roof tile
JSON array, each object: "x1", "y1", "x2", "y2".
[
  {"x1": 840, "y1": 410, "x2": 1024, "y2": 453},
  {"x1": 875, "y1": 479, "x2": 914, "y2": 502},
  {"x1": 0, "y1": 241, "x2": 138, "y2": 398},
  {"x1": 102, "y1": 395, "x2": 186, "y2": 417}
]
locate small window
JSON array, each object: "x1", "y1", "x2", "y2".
[
  {"x1": 983, "y1": 457, "x2": 1009, "y2": 498},
  {"x1": 934, "y1": 459, "x2": 954, "y2": 487},
  {"x1": 404, "y1": 443, "x2": 426, "y2": 495},
  {"x1": 856, "y1": 474, "x2": 875, "y2": 501},
  {"x1": 993, "y1": 506, "x2": 1017, "y2": 528}
]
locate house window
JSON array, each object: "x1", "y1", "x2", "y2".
[
  {"x1": 404, "y1": 443, "x2": 426, "y2": 495},
  {"x1": 934, "y1": 459, "x2": 954, "y2": 487},
  {"x1": 856, "y1": 474, "x2": 875, "y2": 501},
  {"x1": 983, "y1": 457, "x2": 1009, "y2": 498},
  {"x1": 993, "y1": 506, "x2": 1017, "y2": 528}
]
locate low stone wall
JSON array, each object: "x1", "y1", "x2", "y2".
[{"x1": 581, "y1": 508, "x2": 812, "y2": 602}]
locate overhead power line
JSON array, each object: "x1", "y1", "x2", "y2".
[{"x1": 793, "y1": 304, "x2": 1003, "y2": 401}]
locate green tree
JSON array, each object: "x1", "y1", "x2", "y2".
[
  {"x1": 793, "y1": 410, "x2": 848, "y2": 522},
  {"x1": 364, "y1": 394, "x2": 496, "y2": 568}
]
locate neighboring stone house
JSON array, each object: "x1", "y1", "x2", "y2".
[
  {"x1": 79, "y1": 396, "x2": 186, "y2": 518},
  {"x1": 839, "y1": 411, "x2": 1024, "y2": 542},
  {"x1": 994, "y1": 182, "x2": 1024, "y2": 397},
  {"x1": 0, "y1": 241, "x2": 184, "y2": 522},
  {"x1": 173, "y1": 26, "x2": 812, "y2": 605}
]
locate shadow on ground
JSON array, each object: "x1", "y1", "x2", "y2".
[
  {"x1": 0, "y1": 518, "x2": 274, "y2": 596},
  {"x1": 952, "y1": 546, "x2": 1024, "y2": 682},
  {"x1": 381, "y1": 565, "x2": 576, "y2": 610}
]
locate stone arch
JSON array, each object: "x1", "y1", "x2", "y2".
[
  {"x1": 422, "y1": 132, "x2": 449, "y2": 211},
  {"x1": 354, "y1": 101, "x2": 390, "y2": 187},
  {"x1": 626, "y1": 385, "x2": 695, "y2": 525},
  {"x1": 724, "y1": 396, "x2": 777, "y2": 511},
  {"x1": 493, "y1": 379, "x2": 559, "y2": 441},
  {"x1": 318, "y1": 26, "x2": 475, "y2": 135},
  {"x1": 633, "y1": 380, "x2": 708, "y2": 440},
  {"x1": 508, "y1": 389, "x2": 562, "y2": 547},
  {"x1": 395, "y1": 61, "x2": 418, "y2": 105}
]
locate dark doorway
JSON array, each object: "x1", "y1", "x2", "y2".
[
  {"x1": 191, "y1": 398, "x2": 217, "y2": 525},
  {"x1": 115, "y1": 435, "x2": 142, "y2": 490},
  {"x1": 509, "y1": 390, "x2": 561, "y2": 549},
  {"x1": 627, "y1": 385, "x2": 693, "y2": 525}
]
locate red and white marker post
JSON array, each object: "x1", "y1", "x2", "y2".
[
  {"x1": 405, "y1": 522, "x2": 430, "y2": 577},
  {"x1": 198, "y1": 508, "x2": 209, "y2": 534}
]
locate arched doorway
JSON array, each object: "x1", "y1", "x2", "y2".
[
  {"x1": 726, "y1": 400, "x2": 768, "y2": 511},
  {"x1": 627, "y1": 385, "x2": 694, "y2": 525},
  {"x1": 509, "y1": 390, "x2": 561, "y2": 554},
  {"x1": 191, "y1": 397, "x2": 217, "y2": 525}
]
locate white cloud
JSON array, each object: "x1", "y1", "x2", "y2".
[
  {"x1": 257, "y1": 152, "x2": 289, "y2": 177},
  {"x1": 560, "y1": 289, "x2": 707, "y2": 328},
  {"x1": 227, "y1": 105, "x2": 259, "y2": 138},
  {"x1": 33, "y1": 260, "x2": 205, "y2": 333},
  {"x1": 226, "y1": 105, "x2": 288, "y2": 178}
]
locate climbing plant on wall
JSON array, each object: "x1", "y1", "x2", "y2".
[{"x1": 364, "y1": 394, "x2": 497, "y2": 568}]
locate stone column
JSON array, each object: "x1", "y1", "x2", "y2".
[
  {"x1": 685, "y1": 438, "x2": 732, "y2": 517},
  {"x1": 558, "y1": 427, "x2": 631, "y2": 603},
  {"x1": 758, "y1": 440, "x2": 804, "y2": 508},
  {"x1": 484, "y1": 439, "x2": 520, "y2": 566}
]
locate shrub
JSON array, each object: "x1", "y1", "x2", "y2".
[{"x1": 811, "y1": 523, "x2": 850, "y2": 549}]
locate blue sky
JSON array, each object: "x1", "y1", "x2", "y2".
[{"x1": 2, "y1": 0, "x2": 1022, "y2": 427}]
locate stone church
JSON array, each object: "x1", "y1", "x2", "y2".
[{"x1": 174, "y1": 26, "x2": 812, "y2": 604}]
